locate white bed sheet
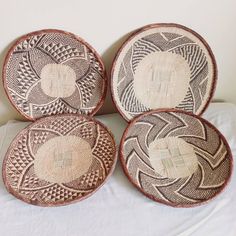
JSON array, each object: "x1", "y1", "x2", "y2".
[{"x1": 0, "y1": 103, "x2": 236, "y2": 236}]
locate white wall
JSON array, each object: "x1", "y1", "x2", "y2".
[{"x1": 0, "y1": 0, "x2": 235, "y2": 124}]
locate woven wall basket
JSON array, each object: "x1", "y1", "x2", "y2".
[
  {"x1": 2, "y1": 114, "x2": 116, "y2": 206},
  {"x1": 120, "y1": 109, "x2": 232, "y2": 207},
  {"x1": 111, "y1": 23, "x2": 217, "y2": 121},
  {"x1": 3, "y1": 29, "x2": 106, "y2": 120}
]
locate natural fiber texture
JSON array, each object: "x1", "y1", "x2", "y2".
[
  {"x1": 111, "y1": 23, "x2": 217, "y2": 121},
  {"x1": 3, "y1": 29, "x2": 106, "y2": 120},
  {"x1": 2, "y1": 114, "x2": 116, "y2": 206},
  {"x1": 148, "y1": 137, "x2": 198, "y2": 179},
  {"x1": 120, "y1": 109, "x2": 232, "y2": 207}
]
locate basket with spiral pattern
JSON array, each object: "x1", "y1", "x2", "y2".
[{"x1": 120, "y1": 109, "x2": 232, "y2": 207}]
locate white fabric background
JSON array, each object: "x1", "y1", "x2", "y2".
[{"x1": 0, "y1": 103, "x2": 236, "y2": 236}]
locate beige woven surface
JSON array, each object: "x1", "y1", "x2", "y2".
[
  {"x1": 149, "y1": 137, "x2": 198, "y2": 179},
  {"x1": 133, "y1": 52, "x2": 190, "y2": 109},
  {"x1": 40, "y1": 64, "x2": 77, "y2": 98},
  {"x1": 34, "y1": 136, "x2": 93, "y2": 183}
]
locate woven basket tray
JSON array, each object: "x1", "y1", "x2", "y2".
[
  {"x1": 2, "y1": 114, "x2": 116, "y2": 206},
  {"x1": 3, "y1": 29, "x2": 106, "y2": 120},
  {"x1": 120, "y1": 109, "x2": 232, "y2": 207},
  {"x1": 111, "y1": 23, "x2": 217, "y2": 121}
]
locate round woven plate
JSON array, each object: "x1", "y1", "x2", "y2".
[
  {"x1": 120, "y1": 109, "x2": 232, "y2": 207},
  {"x1": 3, "y1": 29, "x2": 106, "y2": 120},
  {"x1": 2, "y1": 114, "x2": 116, "y2": 206},
  {"x1": 111, "y1": 23, "x2": 217, "y2": 121}
]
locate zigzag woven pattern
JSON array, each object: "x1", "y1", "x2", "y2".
[{"x1": 120, "y1": 110, "x2": 232, "y2": 207}]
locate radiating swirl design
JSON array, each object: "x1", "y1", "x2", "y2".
[
  {"x1": 3, "y1": 114, "x2": 116, "y2": 206},
  {"x1": 120, "y1": 110, "x2": 232, "y2": 207}
]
